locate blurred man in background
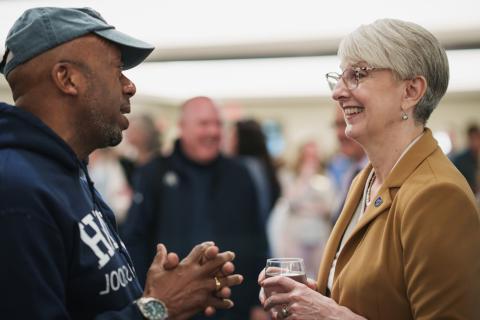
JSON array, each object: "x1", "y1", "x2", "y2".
[
  {"x1": 452, "y1": 124, "x2": 480, "y2": 196},
  {"x1": 328, "y1": 107, "x2": 367, "y2": 226},
  {"x1": 123, "y1": 96, "x2": 269, "y2": 320}
]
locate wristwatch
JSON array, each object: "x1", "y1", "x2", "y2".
[{"x1": 135, "y1": 297, "x2": 169, "y2": 320}]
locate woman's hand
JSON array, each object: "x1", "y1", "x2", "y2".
[
  {"x1": 261, "y1": 275, "x2": 366, "y2": 320},
  {"x1": 257, "y1": 268, "x2": 267, "y2": 304},
  {"x1": 257, "y1": 268, "x2": 317, "y2": 305}
]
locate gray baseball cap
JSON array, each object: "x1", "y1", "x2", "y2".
[{"x1": 0, "y1": 7, "x2": 155, "y2": 76}]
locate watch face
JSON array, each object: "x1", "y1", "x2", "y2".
[{"x1": 140, "y1": 299, "x2": 167, "y2": 320}]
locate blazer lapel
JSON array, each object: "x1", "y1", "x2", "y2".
[
  {"x1": 317, "y1": 129, "x2": 439, "y2": 295},
  {"x1": 351, "y1": 184, "x2": 393, "y2": 235},
  {"x1": 317, "y1": 166, "x2": 371, "y2": 294}
]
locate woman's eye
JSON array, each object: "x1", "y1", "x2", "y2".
[{"x1": 356, "y1": 70, "x2": 368, "y2": 79}]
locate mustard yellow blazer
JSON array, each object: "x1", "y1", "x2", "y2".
[{"x1": 317, "y1": 129, "x2": 480, "y2": 320}]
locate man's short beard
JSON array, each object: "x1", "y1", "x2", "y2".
[
  {"x1": 92, "y1": 114, "x2": 123, "y2": 147},
  {"x1": 101, "y1": 123, "x2": 122, "y2": 147},
  {"x1": 86, "y1": 101, "x2": 123, "y2": 148}
]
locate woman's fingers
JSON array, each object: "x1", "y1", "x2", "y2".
[
  {"x1": 259, "y1": 287, "x2": 266, "y2": 304},
  {"x1": 258, "y1": 268, "x2": 266, "y2": 284},
  {"x1": 306, "y1": 277, "x2": 318, "y2": 291},
  {"x1": 261, "y1": 275, "x2": 298, "y2": 292},
  {"x1": 263, "y1": 292, "x2": 291, "y2": 311}
]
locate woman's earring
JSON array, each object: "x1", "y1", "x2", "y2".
[{"x1": 401, "y1": 112, "x2": 409, "y2": 121}]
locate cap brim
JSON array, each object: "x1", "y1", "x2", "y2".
[
  {"x1": 94, "y1": 28, "x2": 154, "y2": 70},
  {"x1": 0, "y1": 50, "x2": 9, "y2": 75}
]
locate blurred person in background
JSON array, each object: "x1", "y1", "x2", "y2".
[
  {"x1": 122, "y1": 114, "x2": 162, "y2": 185},
  {"x1": 123, "y1": 96, "x2": 269, "y2": 320},
  {"x1": 89, "y1": 114, "x2": 161, "y2": 225},
  {"x1": 0, "y1": 7, "x2": 242, "y2": 319},
  {"x1": 451, "y1": 123, "x2": 480, "y2": 197},
  {"x1": 227, "y1": 118, "x2": 281, "y2": 227},
  {"x1": 89, "y1": 148, "x2": 133, "y2": 224},
  {"x1": 227, "y1": 118, "x2": 280, "y2": 320},
  {"x1": 268, "y1": 140, "x2": 333, "y2": 279},
  {"x1": 328, "y1": 107, "x2": 367, "y2": 226},
  {"x1": 260, "y1": 18, "x2": 480, "y2": 319}
]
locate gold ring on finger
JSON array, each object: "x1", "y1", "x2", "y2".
[{"x1": 214, "y1": 276, "x2": 221, "y2": 291}]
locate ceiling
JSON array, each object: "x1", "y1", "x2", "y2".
[{"x1": 1, "y1": 0, "x2": 480, "y2": 100}]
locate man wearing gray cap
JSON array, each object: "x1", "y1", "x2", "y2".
[{"x1": 0, "y1": 7, "x2": 242, "y2": 320}]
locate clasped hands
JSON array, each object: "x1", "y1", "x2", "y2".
[{"x1": 143, "y1": 241, "x2": 243, "y2": 320}]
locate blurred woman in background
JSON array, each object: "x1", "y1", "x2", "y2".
[
  {"x1": 229, "y1": 118, "x2": 281, "y2": 226},
  {"x1": 269, "y1": 140, "x2": 333, "y2": 278}
]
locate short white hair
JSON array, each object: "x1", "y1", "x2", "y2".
[{"x1": 338, "y1": 19, "x2": 449, "y2": 125}]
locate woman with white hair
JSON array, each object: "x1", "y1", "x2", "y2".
[{"x1": 259, "y1": 19, "x2": 480, "y2": 320}]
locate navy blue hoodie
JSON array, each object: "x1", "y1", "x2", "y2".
[{"x1": 0, "y1": 102, "x2": 144, "y2": 319}]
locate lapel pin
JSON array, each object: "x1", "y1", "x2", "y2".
[
  {"x1": 374, "y1": 197, "x2": 383, "y2": 207},
  {"x1": 163, "y1": 171, "x2": 178, "y2": 187}
]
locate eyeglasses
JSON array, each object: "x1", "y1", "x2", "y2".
[{"x1": 325, "y1": 66, "x2": 386, "y2": 91}]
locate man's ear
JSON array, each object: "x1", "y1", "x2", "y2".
[
  {"x1": 51, "y1": 62, "x2": 82, "y2": 96},
  {"x1": 402, "y1": 75, "x2": 427, "y2": 111}
]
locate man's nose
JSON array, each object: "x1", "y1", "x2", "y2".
[{"x1": 123, "y1": 75, "x2": 136, "y2": 97}]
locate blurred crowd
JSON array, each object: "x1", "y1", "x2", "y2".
[
  {"x1": 2, "y1": 6, "x2": 479, "y2": 319},
  {"x1": 88, "y1": 96, "x2": 479, "y2": 320}
]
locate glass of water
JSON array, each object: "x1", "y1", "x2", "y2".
[{"x1": 264, "y1": 257, "x2": 306, "y2": 298}]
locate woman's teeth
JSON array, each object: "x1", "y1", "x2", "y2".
[{"x1": 344, "y1": 107, "x2": 363, "y2": 115}]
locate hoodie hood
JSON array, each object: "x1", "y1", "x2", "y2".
[{"x1": 0, "y1": 102, "x2": 79, "y2": 171}]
